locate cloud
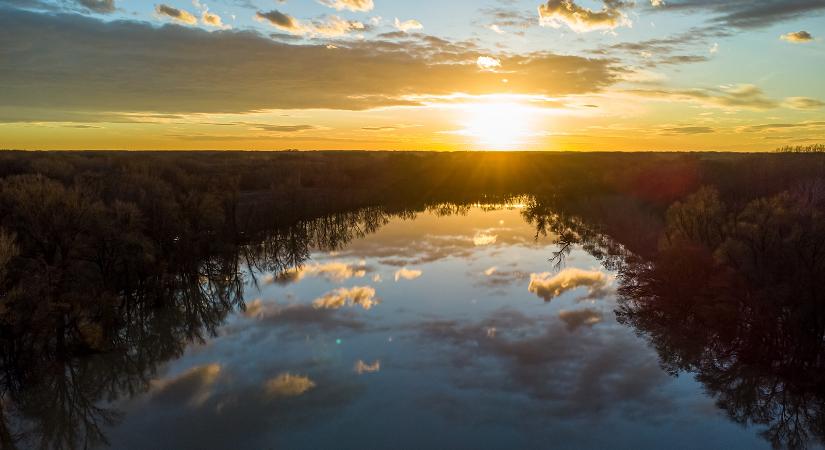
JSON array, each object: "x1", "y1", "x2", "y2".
[
  {"x1": 394, "y1": 17, "x2": 423, "y2": 32},
  {"x1": 0, "y1": 8, "x2": 619, "y2": 118},
  {"x1": 783, "y1": 97, "x2": 824, "y2": 110},
  {"x1": 528, "y1": 268, "x2": 613, "y2": 302},
  {"x1": 311, "y1": 16, "x2": 366, "y2": 37},
  {"x1": 394, "y1": 267, "x2": 422, "y2": 281},
  {"x1": 480, "y1": 7, "x2": 535, "y2": 35},
  {"x1": 257, "y1": 12, "x2": 367, "y2": 37},
  {"x1": 312, "y1": 286, "x2": 380, "y2": 310},
  {"x1": 476, "y1": 56, "x2": 501, "y2": 71},
  {"x1": 478, "y1": 266, "x2": 530, "y2": 288},
  {"x1": 558, "y1": 308, "x2": 603, "y2": 331},
  {"x1": 781, "y1": 30, "x2": 814, "y2": 43},
  {"x1": 264, "y1": 373, "x2": 316, "y2": 397},
  {"x1": 626, "y1": 84, "x2": 779, "y2": 110},
  {"x1": 660, "y1": 126, "x2": 715, "y2": 135},
  {"x1": 354, "y1": 360, "x2": 381, "y2": 374},
  {"x1": 601, "y1": 26, "x2": 731, "y2": 68},
  {"x1": 472, "y1": 232, "x2": 498, "y2": 246},
  {"x1": 151, "y1": 364, "x2": 222, "y2": 406},
  {"x1": 243, "y1": 298, "x2": 265, "y2": 318},
  {"x1": 538, "y1": 0, "x2": 632, "y2": 33},
  {"x1": 415, "y1": 308, "x2": 670, "y2": 412},
  {"x1": 76, "y1": 0, "x2": 115, "y2": 13},
  {"x1": 738, "y1": 121, "x2": 825, "y2": 133},
  {"x1": 652, "y1": 1, "x2": 825, "y2": 29},
  {"x1": 241, "y1": 302, "x2": 369, "y2": 333},
  {"x1": 267, "y1": 261, "x2": 368, "y2": 284},
  {"x1": 256, "y1": 9, "x2": 302, "y2": 32},
  {"x1": 318, "y1": 0, "x2": 374, "y2": 12},
  {"x1": 155, "y1": 4, "x2": 197, "y2": 25},
  {"x1": 201, "y1": 10, "x2": 226, "y2": 28}
]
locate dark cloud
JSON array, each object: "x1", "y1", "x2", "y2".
[
  {"x1": 76, "y1": 0, "x2": 115, "y2": 13},
  {"x1": 150, "y1": 364, "x2": 222, "y2": 405},
  {"x1": 256, "y1": 9, "x2": 300, "y2": 30},
  {"x1": 558, "y1": 308, "x2": 603, "y2": 331},
  {"x1": 651, "y1": 0, "x2": 825, "y2": 29},
  {"x1": 657, "y1": 54, "x2": 708, "y2": 65},
  {"x1": 0, "y1": 0, "x2": 60, "y2": 11},
  {"x1": 253, "y1": 124, "x2": 318, "y2": 132},
  {"x1": 478, "y1": 6, "x2": 535, "y2": 35},
  {"x1": 109, "y1": 365, "x2": 363, "y2": 449},
  {"x1": 415, "y1": 308, "x2": 671, "y2": 415},
  {"x1": 595, "y1": 26, "x2": 730, "y2": 68},
  {"x1": 660, "y1": 126, "x2": 715, "y2": 135},
  {"x1": 229, "y1": 300, "x2": 369, "y2": 336},
  {"x1": 155, "y1": 4, "x2": 197, "y2": 25},
  {"x1": 739, "y1": 121, "x2": 825, "y2": 133},
  {"x1": 627, "y1": 84, "x2": 780, "y2": 110},
  {"x1": 0, "y1": 8, "x2": 620, "y2": 120}
]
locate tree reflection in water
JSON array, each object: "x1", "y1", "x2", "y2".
[
  {"x1": 0, "y1": 152, "x2": 824, "y2": 449},
  {"x1": 615, "y1": 185, "x2": 825, "y2": 450}
]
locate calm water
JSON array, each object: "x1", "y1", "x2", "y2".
[{"x1": 84, "y1": 203, "x2": 783, "y2": 449}]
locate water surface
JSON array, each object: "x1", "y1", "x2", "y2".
[{"x1": 99, "y1": 203, "x2": 778, "y2": 449}]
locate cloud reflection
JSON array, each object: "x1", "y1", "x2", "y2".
[
  {"x1": 558, "y1": 308, "x2": 603, "y2": 331},
  {"x1": 266, "y1": 260, "x2": 369, "y2": 285},
  {"x1": 394, "y1": 268, "x2": 423, "y2": 281},
  {"x1": 265, "y1": 373, "x2": 316, "y2": 397},
  {"x1": 528, "y1": 268, "x2": 613, "y2": 302},
  {"x1": 151, "y1": 363, "x2": 222, "y2": 407},
  {"x1": 472, "y1": 232, "x2": 498, "y2": 246},
  {"x1": 312, "y1": 286, "x2": 380, "y2": 310},
  {"x1": 354, "y1": 360, "x2": 381, "y2": 374}
]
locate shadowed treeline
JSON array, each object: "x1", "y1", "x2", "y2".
[{"x1": 1, "y1": 151, "x2": 825, "y2": 449}]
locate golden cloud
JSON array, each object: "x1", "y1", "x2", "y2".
[
  {"x1": 319, "y1": 0, "x2": 374, "y2": 12},
  {"x1": 538, "y1": 0, "x2": 631, "y2": 32},
  {"x1": 201, "y1": 10, "x2": 226, "y2": 28},
  {"x1": 780, "y1": 31, "x2": 813, "y2": 43}
]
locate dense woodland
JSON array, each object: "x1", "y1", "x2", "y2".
[{"x1": 1, "y1": 150, "x2": 825, "y2": 449}]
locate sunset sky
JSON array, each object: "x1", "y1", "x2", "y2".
[{"x1": 1, "y1": 0, "x2": 823, "y2": 151}]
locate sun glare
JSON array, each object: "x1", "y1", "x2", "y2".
[{"x1": 459, "y1": 100, "x2": 535, "y2": 151}]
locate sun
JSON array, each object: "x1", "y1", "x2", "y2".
[{"x1": 460, "y1": 100, "x2": 535, "y2": 150}]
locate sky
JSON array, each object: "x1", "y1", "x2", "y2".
[{"x1": 0, "y1": 0, "x2": 824, "y2": 151}]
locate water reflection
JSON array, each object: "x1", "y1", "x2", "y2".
[
  {"x1": 0, "y1": 177, "x2": 822, "y2": 448},
  {"x1": 616, "y1": 186, "x2": 825, "y2": 450}
]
